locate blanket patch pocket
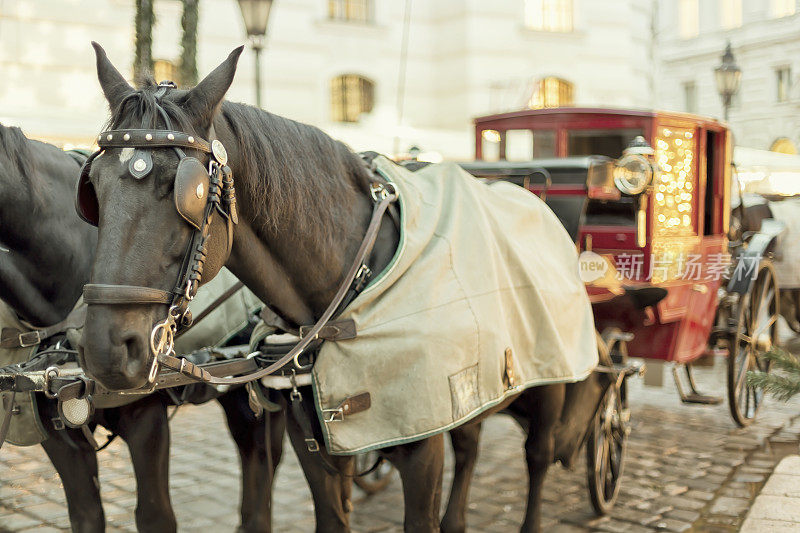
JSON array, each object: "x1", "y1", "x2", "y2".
[{"x1": 449, "y1": 364, "x2": 480, "y2": 420}]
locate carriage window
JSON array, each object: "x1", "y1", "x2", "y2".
[
  {"x1": 481, "y1": 130, "x2": 502, "y2": 162},
  {"x1": 329, "y1": 0, "x2": 372, "y2": 23},
  {"x1": 505, "y1": 130, "x2": 534, "y2": 161},
  {"x1": 330, "y1": 74, "x2": 374, "y2": 123},
  {"x1": 567, "y1": 129, "x2": 644, "y2": 159}
]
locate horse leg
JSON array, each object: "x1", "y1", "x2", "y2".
[
  {"x1": 38, "y1": 400, "x2": 105, "y2": 533},
  {"x1": 218, "y1": 388, "x2": 287, "y2": 532},
  {"x1": 284, "y1": 390, "x2": 352, "y2": 533},
  {"x1": 516, "y1": 385, "x2": 565, "y2": 533},
  {"x1": 440, "y1": 423, "x2": 482, "y2": 533},
  {"x1": 111, "y1": 397, "x2": 177, "y2": 533},
  {"x1": 381, "y1": 435, "x2": 445, "y2": 533}
]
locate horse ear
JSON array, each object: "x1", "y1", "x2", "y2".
[
  {"x1": 183, "y1": 47, "x2": 244, "y2": 127},
  {"x1": 92, "y1": 42, "x2": 133, "y2": 111}
]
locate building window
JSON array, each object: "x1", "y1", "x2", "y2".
[
  {"x1": 776, "y1": 66, "x2": 792, "y2": 102},
  {"x1": 771, "y1": 137, "x2": 798, "y2": 154},
  {"x1": 524, "y1": 0, "x2": 573, "y2": 32},
  {"x1": 527, "y1": 77, "x2": 574, "y2": 109},
  {"x1": 331, "y1": 74, "x2": 374, "y2": 123},
  {"x1": 679, "y1": 0, "x2": 699, "y2": 38},
  {"x1": 329, "y1": 0, "x2": 371, "y2": 23},
  {"x1": 153, "y1": 59, "x2": 178, "y2": 84},
  {"x1": 771, "y1": 0, "x2": 796, "y2": 17},
  {"x1": 720, "y1": 0, "x2": 742, "y2": 29},
  {"x1": 683, "y1": 81, "x2": 697, "y2": 113}
]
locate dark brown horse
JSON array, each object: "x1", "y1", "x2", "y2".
[
  {"x1": 0, "y1": 123, "x2": 282, "y2": 532},
  {"x1": 79, "y1": 45, "x2": 608, "y2": 532}
]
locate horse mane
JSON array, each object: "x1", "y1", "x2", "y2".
[
  {"x1": 219, "y1": 102, "x2": 373, "y2": 240},
  {"x1": 0, "y1": 123, "x2": 44, "y2": 202},
  {"x1": 105, "y1": 82, "x2": 374, "y2": 248}
]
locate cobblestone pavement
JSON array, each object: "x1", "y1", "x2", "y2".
[{"x1": 1, "y1": 355, "x2": 799, "y2": 532}]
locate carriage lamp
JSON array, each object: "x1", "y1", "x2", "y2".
[
  {"x1": 714, "y1": 42, "x2": 741, "y2": 123},
  {"x1": 613, "y1": 136, "x2": 655, "y2": 195},
  {"x1": 236, "y1": 0, "x2": 274, "y2": 108}
]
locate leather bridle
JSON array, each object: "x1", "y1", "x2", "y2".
[
  {"x1": 77, "y1": 83, "x2": 399, "y2": 389},
  {"x1": 77, "y1": 82, "x2": 239, "y2": 384}
]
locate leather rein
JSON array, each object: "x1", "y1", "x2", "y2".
[{"x1": 81, "y1": 85, "x2": 398, "y2": 390}]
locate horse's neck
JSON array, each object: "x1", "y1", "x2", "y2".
[
  {"x1": 0, "y1": 157, "x2": 96, "y2": 327},
  {"x1": 222, "y1": 131, "x2": 391, "y2": 325}
]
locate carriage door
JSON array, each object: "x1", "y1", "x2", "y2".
[{"x1": 682, "y1": 128, "x2": 727, "y2": 359}]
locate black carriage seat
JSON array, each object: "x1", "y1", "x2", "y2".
[{"x1": 459, "y1": 157, "x2": 615, "y2": 243}]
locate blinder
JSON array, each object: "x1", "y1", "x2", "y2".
[{"x1": 174, "y1": 157, "x2": 211, "y2": 230}]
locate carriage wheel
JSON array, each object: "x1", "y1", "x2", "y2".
[
  {"x1": 353, "y1": 451, "x2": 395, "y2": 495},
  {"x1": 726, "y1": 260, "x2": 779, "y2": 427},
  {"x1": 586, "y1": 383, "x2": 628, "y2": 515}
]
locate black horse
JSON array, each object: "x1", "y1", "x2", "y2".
[
  {"x1": 0, "y1": 123, "x2": 283, "y2": 532},
  {"x1": 79, "y1": 45, "x2": 609, "y2": 532}
]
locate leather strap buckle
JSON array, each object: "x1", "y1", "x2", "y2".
[
  {"x1": 18, "y1": 331, "x2": 41, "y2": 348},
  {"x1": 305, "y1": 438, "x2": 320, "y2": 452}
]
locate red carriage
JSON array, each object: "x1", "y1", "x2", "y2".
[{"x1": 466, "y1": 107, "x2": 782, "y2": 429}]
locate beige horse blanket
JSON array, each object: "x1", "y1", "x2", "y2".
[{"x1": 311, "y1": 156, "x2": 598, "y2": 454}]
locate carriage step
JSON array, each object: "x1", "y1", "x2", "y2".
[{"x1": 679, "y1": 393, "x2": 723, "y2": 405}]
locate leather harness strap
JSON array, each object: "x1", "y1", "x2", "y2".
[
  {"x1": 156, "y1": 184, "x2": 398, "y2": 386},
  {"x1": 0, "y1": 305, "x2": 87, "y2": 349},
  {"x1": 83, "y1": 285, "x2": 173, "y2": 306},
  {"x1": 174, "y1": 281, "x2": 245, "y2": 340}
]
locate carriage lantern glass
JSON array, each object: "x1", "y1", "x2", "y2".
[{"x1": 613, "y1": 136, "x2": 655, "y2": 195}]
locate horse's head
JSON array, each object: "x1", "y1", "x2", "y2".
[{"x1": 79, "y1": 43, "x2": 242, "y2": 390}]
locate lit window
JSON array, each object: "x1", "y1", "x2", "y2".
[
  {"x1": 524, "y1": 0, "x2": 573, "y2": 32},
  {"x1": 331, "y1": 74, "x2": 374, "y2": 123},
  {"x1": 153, "y1": 59, "x2": 178, "y2": 84},
  {"x1": 720, "y1": 0, "x2": 742, "y2": 29},
  {"x1": 770, "y1": 137, "x2": 798, "y2": 154},
  {"x1": 771, "y1": 0, "x2": 796, "y2": 17},
  {"x1": 683, "y1": 81, "x2": 697, "y2": 113},
  {"x1": 528, "y1": 77, "x2": 574, "y2": 109},
  {"x1": 679, "y1": 0, "x2": 699, "y2": 38},
  {"x1": 776, "y1": 67, "x2": 792, "y2": 102},
  {"x1": 329, "y1": 0, "x2": 371, "y2": 23}
]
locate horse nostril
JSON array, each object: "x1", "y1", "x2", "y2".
[{"x1": 121, "y1": 332, "x2": 144, "y2": 376}]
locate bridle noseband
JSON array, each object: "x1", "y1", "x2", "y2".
[{"x1": 76, "y1": 82, "x2": 238, "y2": 384}]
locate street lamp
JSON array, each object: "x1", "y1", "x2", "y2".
[
  {"x1": 714, "y1": 42, "x2": 742, "y2": 123},
  {"x1": 236, "y1": 0, "x2": 274, "y2": 108}
]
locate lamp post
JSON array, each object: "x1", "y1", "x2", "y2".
[
  {"x1": 236, "y1": 0, "x2": 274, "y2": 108},
  {"x1": 714, "y1": 42, "x2": 742, "y2": 123}
]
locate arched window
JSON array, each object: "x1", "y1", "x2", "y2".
[
  {"x1": 331, "y1": 74, "x2": 375, "y2": 123},
  {"x1": 528, "y1": 77, "x2": 574, "y2": 109},
  {"x1": 770, "y1": 137, "x2": 798, "y2": 155},
  {"x1": 153, "y1": 59, "x2": 178, "y2": 84},
  {"x1": 329, "y1": 0, "x2": 372, "y2": 23}
]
